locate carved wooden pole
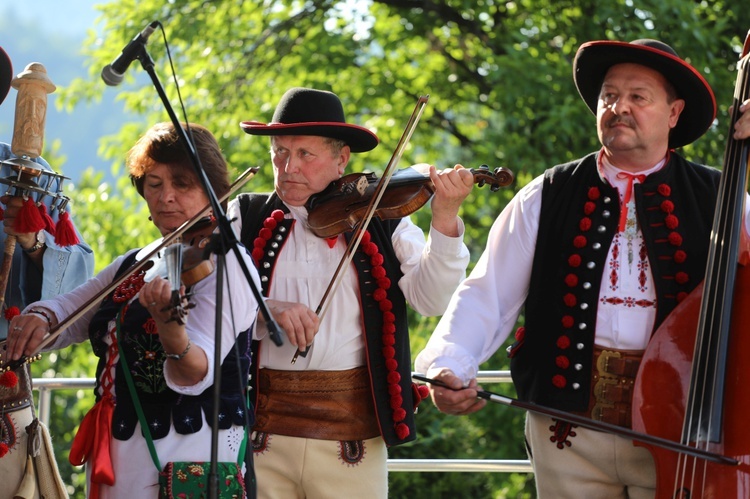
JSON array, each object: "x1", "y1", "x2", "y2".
[
  {"x1": 0, "y1": 63, "x2": 56, "y2": 313},
  {"x1": 11, "y1": 62, "x2": 55, "y2": 160}
]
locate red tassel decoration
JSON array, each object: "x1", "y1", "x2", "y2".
[
  {"x1": 38, "y1": 204, "x2": 57, "y2": 236},
  {"x1": 0, "y1": 370, "x2": 18, "y2": 389},
  {"x1": 395, "y1": 422, "x2": 410, "y2": 440},
  {"x1": 4, "y1": 306, "x2": 20, "y2": 321},
  {"x1": 14, "y1": 198, "x2": 46, "y2": 233},
  {"x1": 55, "y1": 211, "x2": 79, "y2": 246},
  {"x1": 0, "y1": 442, "x2": 9, "y2": 458}
]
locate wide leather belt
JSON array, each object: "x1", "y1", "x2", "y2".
[
  {"x1": 575, "y1": 346, "x2": 644, "y2": 429},
  {"x1": 0, "y1": 365, "x2": 33, "y2": 413},
  {"x1": 254, "y1": 367, "x2": 380, "y2": 441}
]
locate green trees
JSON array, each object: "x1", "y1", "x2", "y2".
[{"x1": 43, "y1": 1, "x2": 750, "y2": 496}]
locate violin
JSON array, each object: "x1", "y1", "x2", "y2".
[
  {"x1": 137, "y1": 215, "x2": 218, "y2": 325},
  {"x1": 305, "y1": 163, "x2": 514, "y2": 238}
]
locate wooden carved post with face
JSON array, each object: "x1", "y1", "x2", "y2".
[
  {"x1": 10, "y1": 62, "x2": 55, "y2": 160},
  {"x1": 0, "y1": 63, "x2": 56, "y2": 318}
]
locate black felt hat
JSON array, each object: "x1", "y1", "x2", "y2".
[
  {"x1": 0, "y1": 47, "x2": 12, "y2": 106},
  {"x1": 240, "y1": 87, "x2": 379, "y2": 153},
  {"x1": 573, "y1": 39, "x2": 716, "y2": 148}
]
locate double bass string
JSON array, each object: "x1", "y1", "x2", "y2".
[{"x1": 676, "y1": 40, "x2": 750, "y2": 496}]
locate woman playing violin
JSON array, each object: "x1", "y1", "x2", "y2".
[
  {"x1": 226, "y1": 87, "x2": 474, "y2": 499},
  {"x1": 5, "y1": 122, "x2": 261, "y2": 498}
]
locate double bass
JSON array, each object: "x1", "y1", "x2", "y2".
[{"x1": 632, "y1": 32, "x2": 750, "y2": 497}]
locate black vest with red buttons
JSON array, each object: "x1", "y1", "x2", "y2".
[
  {"x1": 509, "y1": 152, "x2": 721, "y2": 412},
  {"x1": 237, "y1": 192, "x2": 420, "y2": 446},
  {"x1": 89, "y1": 251, "x2": 252, "y2": 440}
]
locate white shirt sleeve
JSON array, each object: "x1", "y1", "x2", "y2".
[
  {"x1": 26, "y1": 255, "x2": 127, "y2": 350},
  {"x1": 163, "y1": 247, "x2": 260, "y2": 394},
  {"x1": 393, "y1": 216, "x2": 470, "y2": 316},
  {"x1": 415, "y1": 175, "x2": 544, "y2": 383}
]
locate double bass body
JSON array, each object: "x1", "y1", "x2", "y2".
[
  {"x1": 632, "y1": 30, "x2": 750, "y2": 498},
  {"x1": 632, "y1": 262, "x2": 750, "y2": 497}
]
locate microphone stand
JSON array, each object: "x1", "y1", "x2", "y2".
[{"x1": 133, "y1": 44, "x2": 283, "y2": 499}]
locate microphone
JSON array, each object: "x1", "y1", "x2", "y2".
[{"x1": 101, "y1": 21, "x2": 159, "y2": 86}]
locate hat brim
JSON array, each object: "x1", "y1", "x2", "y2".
[
  {"x1": 574, "y1": 41, "x2": 716, "y2": 148},
  {"x1": 240, "y1": 121, "x2": 379, "y2": 153},
  {"x1": 0, "y1": 48, "x2": 12, "y2": 106}
]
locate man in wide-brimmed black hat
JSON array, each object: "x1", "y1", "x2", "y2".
[
  {"x1": 418, "y1": 38, "x2": 750, "y2": 498},
  {"x1": 227, "y1": 87, "x2": 475, "y2": 497},
  {"x1": 0, "y1": 46, "x2": 93, "y2": 499}
]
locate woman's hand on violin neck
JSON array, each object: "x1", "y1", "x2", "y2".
[
  {"x1": 140, "y1": 277, "x2": 194, "y2": 331},
  {"x1": 139, "y1": 276, "x2": 208, "y2": 385},
  {"x1": 428, "y1": 164, "x2": 474, "y2": 237},
  {"x1": 5, "y1": 311, "x2": 54, "y2": 361},
  {"x1": 139, "y1": 276, "x2": 181, "y2": 324},
  {"x1": 263, "y1": 299, "x2": 319, "y2": 351}
]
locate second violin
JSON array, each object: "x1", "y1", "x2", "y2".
[
  {"x1": 306, "y1": 163, "x2": 514, "y2": 238},
  {"x1": 137, "y1": 215, "x2": 217, "y2": 324}
]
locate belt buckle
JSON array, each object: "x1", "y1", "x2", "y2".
[
  {"x1": 593, "y1": 376, "x2": 617, "y2": 403},
  {"x1": 591, "y1": 350, "x2": 620, "y2": 420},
  {"x1": 591, "y1": 403, "x2": 608, "y2": 422},
  {"x1": 596, "y1": 349, "x2": 621, "y2": 375}
]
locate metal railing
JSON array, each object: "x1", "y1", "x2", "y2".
[{"x1": 32, "y1": 370, "x2": 533, "y2": 474}]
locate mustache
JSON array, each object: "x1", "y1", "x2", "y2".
[{"x1": 606, "y1": 116, "x2": 635, "y2": 128}]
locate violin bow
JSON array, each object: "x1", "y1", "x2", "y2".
[
  {"x1": 291, "y1": 95, "x2": 429, "y2": 364},
  {"x1": 411, "y1": 374, "x2": 739, "y2": 466},
  {"x1": 0, "y1": 167, "x2": 259, "y2": 372}
]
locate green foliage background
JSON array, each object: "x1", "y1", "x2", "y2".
[{"x1": 31, "y1": 1, "x2": 750, "y2": 497}]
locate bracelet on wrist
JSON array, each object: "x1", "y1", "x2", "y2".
[
  {"x1": 164, "y1": 337, "x2": 191, "y2": 361},
  {"x1": 28, "y1": 308, "x2": 52, "y2": 326}
]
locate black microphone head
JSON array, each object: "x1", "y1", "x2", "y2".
[{"x1": 101, "y1": 64, "x2": 124, "y2": 86}]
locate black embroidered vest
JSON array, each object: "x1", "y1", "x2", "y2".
[
  {"x1": 509, "y1": 152, "x2": 720, "y2": 412},
  {"x1": 89, "y1": 251, "x2": 253, "y2": 440},
  {"x1": 237, "y1": 192, "x2": 419, "y2": 446}
]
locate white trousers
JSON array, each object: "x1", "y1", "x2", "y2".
[
  {"x1": 253, "y1": 433, "x2": 387, "y2": 499},
  {"x1": 0, "y1": 407, "x2": 41, "y2": 499},
  {"x1": 525, "y1": 412, "x2": 656, "y2": 499}
]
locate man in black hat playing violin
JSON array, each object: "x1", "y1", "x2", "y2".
[
  {"x1": 0, "y1": 46, "x2": 93, "y2": 498},
  {"x1": 417, "y1": 39, "x2": 750, "y2": 498},
  {"x1": 228, "y1": 87, "x2": 474, "y2": 497}
]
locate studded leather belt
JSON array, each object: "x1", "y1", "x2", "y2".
[
  {"x1": 254, "y1": 367, "x2": 380, "y2": 441},
  {"x1": 0, "y1": 365, "x2": 33, "y2": 413},
  {"x1": 575, "y1": 346, "x2": 644, "y2": 428}
]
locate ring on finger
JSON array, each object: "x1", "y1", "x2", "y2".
[{"x1": 149, "y1": 302, "x2": 157, "y2": 307}]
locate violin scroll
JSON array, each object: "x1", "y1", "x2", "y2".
[{"x1": 471, "y1": 164, "x2": 514, "y2": 191}]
